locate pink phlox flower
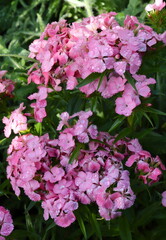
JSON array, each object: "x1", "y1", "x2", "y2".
[
  {"x1": 53, "y1": 179, "x2": 73, "y2": 196},
  {"x1": 28, "y1": 69, "x2": 43, "y2": 85},
  {"x1": 55, "y1": 211, "x2": 76, "y2": 228},
  {"x1": 28, "y1": 86, "x2": 52, "y2": 122},
  {"x1": 75, "y1": 171, "x2": 99, "y2": 192},
  {"x1": 74, "y1": 192, "x2": 91, "y2": 204},
  {"x1": 71, "y1": 110, "x2": 93, "y2": 120},
  {"x1": 127, "y1": 139, "x2": 143, "y2": 153},
  {"x1": 28, "y1": 39, "x2": 47, "y2": 58},
  {"x1": 0, "y1": 206, "x2": 14, "y2": 237},
  {"x1": 148, "y1": 168, "x2": 162, "y2": 181},
  {"x1": 41, "y1": 50, "x2": 55, "y2": 72},
  {"x1": 114, "y1": 61, "x2": 127, "y2": 76},
  {"x1": 115, "y1": 95, "x2": 136, "y2": 116},
  {"x1": 88, "y1": 124, "x2": 98, "y2": 139},
  {"x1": 58, "y1": 133, "x2": 75, "y2": 151},
  {"x1": 96, "y1": 189, "x2": 114, "y2": 209},
  {"x1": 115, "y1": 83, "x2": 141, "y2": 116},
  {"x1": 145, "y1": 0, "x2": 166, "y2": 11},
  {"x1": 57, "y1": 112, "x2": 70, "y2": 130},
  {"x1": 2, "y1": 103, "x2": 27, "y2": 138},
  {"x1": 87, "y1": 161, "x2": 100, "y2": 172},
  {"x1": 126, "y1": 154, "x2": 139, "y2": 167},
  {"x1": 120, "y1": 46, "x2": 132, "y2": 60},
  {"x1": 161, "y1": 191, "x2": 166, "y2": 207},
  {"x1": 0, "y1": 70, "x2": 15, "y2": 96},
  {"x1": 129, "y1": 53, "x2": 142, "y2": 74},
  {"x1": 137, "y1": 160, "x2": 150, "y2": 172},
  {"x1": 23, "y1": 180, "x2": 41, "y2": 201},
  {"x1": 43, "y1": 166, "x2": 65, "y2": 183},
  {"x1": 101, "y1": 76, "x2": 126, "y2": 98}
]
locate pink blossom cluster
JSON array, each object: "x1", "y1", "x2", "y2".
[
  {"x1": 6, "y1": 111, "x2": 164, "y2": 227},
  {"x1": 0, "y1": 71, "x2": 14, "y2": 97},
  {"x1": 125, "y1": 139, "x2": 165, "y2": 184},
  {"x1": 161, "y1": 191, "x2": 166, "y2": 207},
  {"x1": 145, "y1": 0, "x2": 166, "y2": 12},
  {"x1": 2, "y1": 103, "x2": 27, "y2": 138},
  {"x1": 0, "y1": 206, "x2": 14, "y2": 239},
  {"x1": 27, "y1": 12, "x2": 166, "y2": 118},
  {"x1": 28, "y1": 86, "x2": 52, "y2": 122}
]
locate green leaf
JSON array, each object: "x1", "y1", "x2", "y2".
[
  {"x1": 0, "y1": 53, "x2": 38, "y2": 62},
  {"x1": 76, "y1": 214, "x2": 87, "y2": 240},
  {"x1": 144, "y1": 107, "x2": 166, "y2": 116},
  {"x1": 135, "y1": 202, "x2": 161, "y2": 227},
  {"x1": 108, "y1": 116, "x2": 126, "y2": 133},
  {"x1": 34, "y1": 122, "x2": 42, "y2": 136},
  {"x1": 0, "y1": 138, "x2": 7, "y2": 145},
  {"x1": 97, "y1": 70, "x2": 109, "y2": 91},
  {"x1": 143, "y1": 112, "x2": 154, "y2": 127},
  {"x1": 42, "y1": 221, "x2": 56, "y2": 240},
  {"x1": 37, "y1": 13, "x2": 45, "y2": 32},
  {"x1": 119, "y1": 215, "x2": 132, "y2": 240},
  {"x1": 76, "y1": 72, "x2": 104, "y2": 88},
  {"x1": 26, "y1": 201, "x2": 36, "y2": 212},
  {"x1": 125, "y1": 72, "x2": 137, "y2": 91},
  {"x1": 65, "y1": 0, "x2": 85, "y2": 7},
  {"x1": 91, "y1": 213, "x2": 102, "y2": 240},
  {"x1": 69, "y1": 143, "x2": 84, "y2": 164},
  {"x1": 114, "y1": 127, "x2": 132, "y2": 142}
]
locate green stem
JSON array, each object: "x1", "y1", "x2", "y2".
[
  {"x1": 0, "y1": 54, "x2": 38, "y2": 63},
  {"x1": 84, "y1": 0, "x2": 93, "y2": 17}
]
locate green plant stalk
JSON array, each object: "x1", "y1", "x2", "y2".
[{"x1": 84, "y1": 0, "x2": 93, "y2": 17}]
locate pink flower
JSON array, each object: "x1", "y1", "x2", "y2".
[
  {"x1": 55, "y1": 211, "x2": 76, "y2": 228},
  {"x1": 43, "y1": 167, "x2": 65, "y2": 183},
  {"x1": 28, "y1": 86, "x2": 52, "y2": 122},
  {"x1": 145, "y1": 0, "x2": 166, "y2": 11},
  {"x1": 115, "y1": 95, "x2": 136, "y2": 116},
  {"x1": 75, "y1": 171, "x2": 99, "y2": 192},
  {"x1": 58, "y1": 133, "x2": 75, "y2": 151},
  {"x1": 114, "y1": 61, "x2": 127, "y2": 76},
  {"x1": 0, "y1": 206, "x2": 14, "y2": 237},
  {"x1": 161, "y1": 191, "x2": 166, "y2": 207},
  {"x1": 0, "y1": 71, "x2": 15, "y2": 96},
  {"x1": 2, "y1": 103, "x2": 27, "y2": 138}
]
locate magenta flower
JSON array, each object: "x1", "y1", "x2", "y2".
[
  {"x1": 2, "y1": 103, "x2": 27, "y2": 138},
  {"x1": 161, "y1": 191, "x2": 166, "y2": 207},
  {"x1": 145, "y1": 0, "x2": 166, "y2": 11},
  {"x1": 0, "y1": 206, "x2": 14, "y2": 238}
]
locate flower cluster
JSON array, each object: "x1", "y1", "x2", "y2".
[
  {"x1": 0, "y1": 71, "x2": 14, "y2": 97},
  {"x1": 2, "y1": 103, "x2": 27, "y2": 138},
  {"x1": 28, "y1": 86, "x2": 52, "y2": 122},
  {"x1": 125, "y1": 139, "x2": 166, "y2": 184},
  {"x1": 161, "y1": 191, "x2": 166, "y2": 207},
  {"x1": 145, "y1": 0, "x2": 166, "y2": 12},
  {"x1": 0, "y1": 206, "x2": 14, "y2": 240},
  {"x1": 27, "y1": 12, "x2": 166, "y2": 119},
  {"x1": 6, "y1": 111, "x2": 164, "y2": 227}
]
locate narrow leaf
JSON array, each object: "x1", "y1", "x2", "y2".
[
  {"x1": 0, "y1": 53, "x2": 38, "y2": 62},
  {"x1": 91, "y1": 213, "x2": 102, "y2": 240},
  {"x1": 76, "y1": 214, "x2": 87, "y2": 240},
  {"x1": 144, "y1": 107, "x2": 166, "y2": 116},
  {"x1": 125, "y1": 72, "x2": 137, "y2": 91},
  {"x1": 114, "y1": 127, "x2": 132, "y2": 143},
  {"x1": 108, "y1": 116, "x2": 126, "y2": 133},
  {"x1": 34, "y1": 122, "x2": 42, "y2": 136},
  {"x1": 119, "y1": 215, "x2": 132, "y2": 240},
  {"x1": 76, "y1": 72, "x2": 104, "y2": 88},
  {"x1": 69, "y1": 143, "x2": 84, "y2": 164},
  {"x1": 143, "y1": 112, "x2": 154, "y2": 127}
]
